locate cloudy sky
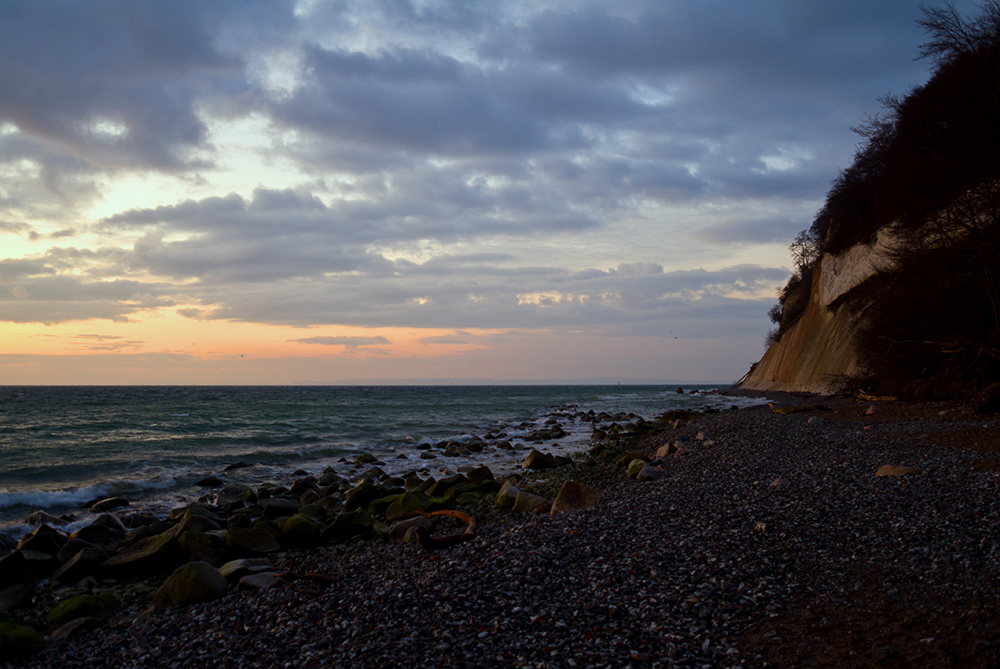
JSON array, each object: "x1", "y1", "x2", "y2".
[{"x1": 0, "y1": 0, "x2": 971, "y2": 384}]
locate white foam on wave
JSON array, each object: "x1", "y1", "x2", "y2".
[{"x1": 0, "y1": 475, "x2": 177, "y2": 512}]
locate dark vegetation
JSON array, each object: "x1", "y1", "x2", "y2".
[{"x1": 769, "y1": 2, "x2": 1000, "y2": 399}]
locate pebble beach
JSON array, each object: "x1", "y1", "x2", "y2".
[{"x1": 4, "y1": 394, "x2": 1000, "y2": 668}]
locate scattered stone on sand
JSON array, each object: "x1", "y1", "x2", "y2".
[{"x1": 876, "y1": 464, "x2": 924, "y2": 477}]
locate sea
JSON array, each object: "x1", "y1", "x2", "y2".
[{"x1": 0, "y1": 385, "x2": 763, "y2": 539}]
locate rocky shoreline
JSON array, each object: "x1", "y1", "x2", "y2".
[{"x1": 3, "y1": 396, "x2": 1000, "y2": 667}]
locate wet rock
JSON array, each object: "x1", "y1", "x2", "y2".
[
  {"x1": 151, "y1": 561, "x2": 227, "y2": 612},
  {"x1": 223, "y1": 461, "x2": 252, "y2": 471},
  {"x1": 550, "y1": 481, "x2": 601, "y2": 515},
  {"x1": 90, "y1": 497, "x2": 129, "y2": 513},
  {"x1": 467, "y1": 465, "x2": 496, "y2": 485},
  {"x1": 17, "y1": 524, "x2": 68, "y2": 557},
  {"x1": 24, "y1": 510, "x2": 63, "y2": 526},
  {"x1": 196, "y1": 475, "x2": 225, "y2": 487}
]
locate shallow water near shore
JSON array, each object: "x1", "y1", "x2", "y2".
[{"x1": 0, "y1": 384, "x2": 762, "y2": 537}]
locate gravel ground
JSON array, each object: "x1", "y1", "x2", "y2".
[{"x1": 7, "y1": 399, "x2": 1000, "y2": 668}]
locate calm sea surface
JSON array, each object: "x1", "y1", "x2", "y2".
[{"x1": 0, "y1": 385, "x2": 760, "y2": 536}]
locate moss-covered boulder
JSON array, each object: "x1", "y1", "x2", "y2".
[
  {"x1": 385, "y1": 492, "x2": 423, "y2": 522},
  {"x1": 47, "y1": 592, "x2": 120, "y2": 630},
  {"x1": 151, "y1": 561, "x2": 227, "y2": 612},
  {"x1": 225, "y1": 526, "x2": 281, "y2": 556},
  {"x1": 495, "y1": 481, "x2": 521, "y2": 509},
  {"x1": 99, "y1": 532, "x2": 183, "y2": 579},
  {"x1": 323, "y1": 510, "x2": 374, "y2": 543},
  {"x1": 178, "y1": 530, "x2": 220, "y2": 566},
  {"x1": 0, "y1": 620, "x2": 48, "y2": 661},
  {"x1": 280, "y1": 515, "x2": 321, "y2": 548}
]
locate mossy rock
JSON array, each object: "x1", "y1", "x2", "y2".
[
  {"x1": 280, "y1": 515, "x2": 321, "y2": 548},
  {"x1": 617, "y1": 452, "x2": 648, "y2": 468},
  {"x1": 367, "y1": 494, "x2": 400, "y2": 519},
  {"x1": 178, "y1": 530, "x2": 220, "y2": 566},
  {"x1": 626, "y1": 458, "x2": 648, "y2": 479},
  {"x1": 47, "y1": 592, "x2": 120, "y2": 630},
  {"x1": 323, "y1": 510, "x2": 374, "y2": 543},
  {"x1": 385, "y1": 492, "x2": 423, "y2": 522},
  {"x1": 225, "y1": 526, "x2": 281, "y2": 556},
  {"x1": 455, "y1": 492, "x2": 484, "y2": 507},
  {"x1": 495, "y1": 481, "x2": 521, "y2": 509},
  {"x1": 443, "y1": 482, "x2": 477, "y2": 499},
  {"x1": 0, "y1": 620, "x2": 48, "y2": 660},
  {"x1": 423, "y1": 496, "x2": 452, "y2": 512}
]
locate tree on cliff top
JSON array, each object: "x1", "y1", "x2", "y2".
[{"x1": 774, "y1": 1, "x2": 1000, "y2": 399}]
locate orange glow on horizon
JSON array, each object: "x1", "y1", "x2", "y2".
[{"x1": 0, "y1": 308, "x2": 493, "y2": 361}]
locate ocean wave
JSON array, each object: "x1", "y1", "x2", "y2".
[{"x1": 0, "y1": 476, "x2": 177, "y2": 512}]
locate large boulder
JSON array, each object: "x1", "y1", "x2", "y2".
[
  {"x1": 151, "y1": 562, "x2": 227, "y2": 612},
  {"x1": 17, "y1": 524, "x2": 67, "y2": 557},
  {"x1": 522, "y1": 449, "x2": 572, "y2": 470},
  {"x1": 0, "y1": 621, "x2": 48, "y2": 661},
  {"x1": 47, "y1": 592, "x2": 120, "y2": 630},
  {"x1": 495, "y1": 481, "x2": 521, "y2": 510},
  {"x1": 99, "y1": 531, "x2": 183, "y2": 578},
  {"x1": 385, "y1": 492, "x2": 423, "y2": 522},
  {"x1": 260, "y1": 497, "x2": 300, "y2": 520},
  {"x1": 550, "y1": 481, "x2": 601, "y2": 515},
  {"x1": 280, "y1": 515, "x2": 321, "y2": 548},
  {"x1": 0, "y1": 584, "x2": 32, "y2": 615},
  {"x1": 388, "y1": 516, "x2": 434, "y2": 543},
  {"x1": 50, "y1": 547, "x2": 109, "y2": 585},
  {"x1": 323, "y1": 510, "x2": 374, "y2": 543},
  {"x1": 225, "y1": 526, "x2": 281, "y2": 556},
  {"x1": 178, "y1": 531, "x2": 220, "y2": 566},
  {"x1": 512, "y1": 491, "x2": 550, "y2": 513},
  {"x1": 69, "y1": 522, "x2": 124, "y2": 553},
  {"x1": 0, "y1": 552, "x2": 37, "y2": 591},
  {"x1": 90, "y1": 497, "x2": 129, "y2": 513}
]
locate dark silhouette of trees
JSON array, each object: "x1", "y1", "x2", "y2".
[{"x1": 770, "y1": 2, "x2": 1000, "y2": 398}]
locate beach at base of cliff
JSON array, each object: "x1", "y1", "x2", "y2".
[{"x1": 5, "y1": 393, "x2": 1000, "y2": 669}]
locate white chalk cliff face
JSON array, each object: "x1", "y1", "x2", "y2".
[{"x1": 740, "y1": 228, "x2": 901, "y2": 394}]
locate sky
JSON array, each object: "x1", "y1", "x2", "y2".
[{"x1": 0, "y1": 0, "x2": 975, "y2": 385}]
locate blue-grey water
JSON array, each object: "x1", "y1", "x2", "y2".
[{"x1": 0, "y1": 385, "x2": 759, "y2": 537}]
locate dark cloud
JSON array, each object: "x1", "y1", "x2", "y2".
[{"x1": 0, "y1": 0, "x2": 975, "y2": 346}]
